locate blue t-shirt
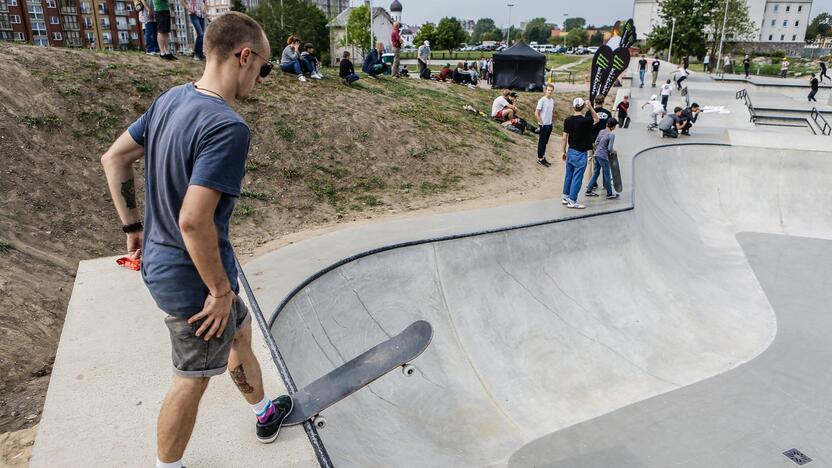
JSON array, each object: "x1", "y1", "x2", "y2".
[{"x1": 128, "y1": 83, "x2": 250, "y2": 318}]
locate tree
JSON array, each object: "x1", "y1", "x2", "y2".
[
  {"x1": 471, "y1": 18, "x2": 500, "y2": 43},
  {"x1": 435, "y1": 17, "x2": 467, "y2": 50},
  {"x1": 523, "y1": 17, "x2": 554, "y2": 44},
  {"x1": 806, "y1": 13, "x2": 832, "y2": 43},
  {"x1": 480, "y1": 29, "x2": 503, "y2": 42},
  {"x1": 647, "y1": 0, "x2": 755, "y2": 60},
  {"x1": 230, "y1": 0, "x2": 246, "y2": 12},
  {"x1": 341, "y1": 4, "x2": 372, "y2": 56},
  {"x1": 563, "y1": 17, "x2": 586, "y2": 32},
  {"x1": 565, "y1": 28, "x2": 587, "y2": 47},
  {"x1": 589, "y1": 30, "x2": 604, "y2": 46},
  {"x1": 249, "y1": 0, "x2": 329, "y2": 61},
  {"x1": 415, "y1": 22, "x2": 437, "y2": 47}
]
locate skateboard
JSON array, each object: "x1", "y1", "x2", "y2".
[
  {"x1": 284, "y1": 320, "x2": 433, "y2": 428},
  {"x1": 609, "y1": 150, "x2": 623, "y2": 193},
  {"x1": 621, "y1": 116, "x2": 631, "y2": 128}
]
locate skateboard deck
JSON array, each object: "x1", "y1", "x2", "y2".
[
  {"x1": 621, "y1": 116, "x2": 631, "y2": 128},
  {"x1": 284, "y1": 320, "x2": 433, "y2": 426},
  {"x1": 609, "y1": 151, "x2": 623, "y2": 193}
]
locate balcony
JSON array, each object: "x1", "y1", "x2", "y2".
[
  {"x1": 100, "y1": 20, "x2": 110, "y2": 28},
  {"x1": 60, "y1": 6, "x2": 77, "y2": 14},
  {"x1": 115, "y1": 8, "x2": 126, "y2": 15},
  {"x1": 62, "y1": 21, "x2": 80, "y2": 30}
]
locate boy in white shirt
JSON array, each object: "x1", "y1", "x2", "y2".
[
  {"x1": 660, "y1": 79, "x2": 672, "y2": 111},
  {"x1": 641, "y1": 94, "x2": 665, "y2": 130},
  {"x1": 535, "y1": 83, "x2": 556, "y2": 167}
]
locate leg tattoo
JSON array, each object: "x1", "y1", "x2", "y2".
[{"x1": 230, "y1": 364, "x2": 255, "y2": 394}]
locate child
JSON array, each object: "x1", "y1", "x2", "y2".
[
  {"x1": 641, "y1": 94, "x2": 665, "y2": 130},
  {"x1": 660, "y1": 79, "x2": 672, "y2": 111},
  {"x1": 616, "y1": 95, "x2": 630, "y2": 128},
  {"x1": 339, "y1": 51, "x2": 360, "y2": 85},
  {"x1": 586, "y1": 118, "x2": 620, "y2": 199},
  {"x1": 301, "y1": 43, "x2": 323, "y2": 79}
]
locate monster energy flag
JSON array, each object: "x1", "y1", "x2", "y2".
[{"x1": 589, "y1": 19, "x2": 635, "y2": 102}]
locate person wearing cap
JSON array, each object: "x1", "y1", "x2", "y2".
[
  {"x1": 418, "y1": 40, "x2": 431, "y2": 79},
  {"x1": 641, "y1": 94, "x2": 665, "y2": 130},
  {"x1": 561, "y1": 97, "x2": 600, "y2": 209},
  {"x1": 491, "y1": 89, "x2": 517, "y2": 126}
]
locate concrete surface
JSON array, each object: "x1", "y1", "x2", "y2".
[{"x1": 34, "y1": 57, "x2": 832, "y2": 467}]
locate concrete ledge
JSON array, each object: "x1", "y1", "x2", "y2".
[{"x1": 30, "y1": 257, "x2": 316, "y2": 467}]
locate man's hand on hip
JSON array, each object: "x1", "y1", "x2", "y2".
[{"x1": 189, "y1": 291, "x2": 235, "y2": 341}]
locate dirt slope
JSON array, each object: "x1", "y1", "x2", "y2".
[{"x1": 0, "y1": 42, "x2": 583, "y2": 445}]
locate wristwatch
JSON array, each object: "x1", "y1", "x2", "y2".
[{"x1": 122, "y1": 221, "x2": 143, "y2": 233}]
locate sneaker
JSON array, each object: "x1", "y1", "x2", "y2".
[
  {"x1": 256, "y1": 395, "x2": 293, "y2": 444},
  {"x1": 566, "y1": 202, "x2": 586, "y2": 209},
  {"x1": 537, "y1": 158, "x2": 549, "y2": 167},
  {"x1": 561, "y1": 197, "x2": 569, "y2": 205},
  {"x1": 606, "y1": 193, "x2": 620, "y2": 199},
  {"x1": 585, "y1": 191, "x2": 599, "y2": 197},
  {"x1": 298, "y1": 75, "x2": 307, "y2": 82},
  {"x1": 541, "y1": 158, "x2": 551, "y2": 166},
  {"x1": 312, "y1": 72, "x2": 323, "y2": 80}
]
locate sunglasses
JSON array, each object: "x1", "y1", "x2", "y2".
[{"x1": 235, "y1": 49, "x2": 274, "y2": 78}]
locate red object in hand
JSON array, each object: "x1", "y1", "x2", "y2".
[{"x1": 116, "y1": 256, "x2": 141, "y2": 271}]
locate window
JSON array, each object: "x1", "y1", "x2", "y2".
[
  {"x1": 798, "y1": 5, "x2": 803, "y2": 12},
  {"x1": 786, "y1": 5, "x2": 790, "y2": 11},
  {"x1": 14, "y1": 31, "x2": 24, "y2": 40},
  {"x1": 65, "y1": 30, "x2": 81, "y2": 45},
  {"x1": 49, "y1": 15, "x2": 58, "y2": 24},
  {"x1": 8, "y1": 0, "x2": 17, "y2": 6},
  {"x1": 783, "y1": 20, "x2": 788, "y2": 27},
  {"x1": 80, "y1": 2, "x2": 90, "y2": 13},
  {"x1": 47, "y1": 0, "x2": 56, "y2": 7},
  {"x1": 795, "y1": 20, "x2": 799, "y2": 27},
  {"x1": 773, "y1": 4, "x2": 779, "y2": 11},
  {"x1": 769, "y1": 34, "x2": 773, "y2": 40},
  {"x1": 130, "y1": 31, "x2": 138, "y2": 39},
  {"x1": 771, "y1": 19, "x2": 776, "y2": 26},
  {"x1": 97, "y1": 3, "x2": 106, "y2": 14},
  {"x1": 128, "y1": 17, "x2": 135, "y2": 25},
  {"x1": 52, "y1": 31, "x2": 61, "y2": 40},
  {"x1": 28, "y1": 3, "x2": 44, "y2": 19},
  {"x1": 0, "y1": 13, "x2": 9, "y2": 28},
  {"x1": 102, "y1": 31, "x2": 111, "y2": 43},
  {"x1": 85, "y1": 31, "x2": 94, "y2": 43},
  {"x1": 10, "y1": 14, "x2": 20, "y2": 23},
  {"x1": 126, "y1": 3, "x2": 132, "y2": 11},
  {"x1": 118, "y1": 30, "x2": 127, "y2": 42},
  {"x1": 100, "y1": 18, "x2": 109, "y2": 28},
  {"x1": 780, "y1": 34, "x2": 785, "y2": 40},
  {"x1": 83, "y1": 16, "x2": 92, "y2": 27},
  {"x1": 31, "y1": 20, "x2": 47, "y2": 35}
]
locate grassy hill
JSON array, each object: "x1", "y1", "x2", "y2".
[{"x1": 0, "y1": 42, "x2": 584, "y2": 440}]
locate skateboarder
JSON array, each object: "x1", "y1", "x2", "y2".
[
  {"x1": 535, "y1": 83, "x2": 556, "y2": 167},
  {"x1": 561, "y1": 97, "x2": 600, "y2": 209},
  {"x1": 820, "y1": 61, "x2": 830, "y2": 83},
  {"x1": 660, "y1": 79, "x2": 673, "y2": 111},
  {"x1": 616, "y1": 95, "x2": 630, "y2": 128},
  {"x1": 809, "y1": 74, "x2": 819, "y2": 102},
  {"x1": 651, "y1": 56, "x2": 661, "y2": 87},
  {"x1": 586, "y1": 118, "x2": 619, "y2": 200},
  {"x1": 100, "y1": 13, "x2": 292, "y2": 468},
  {"x1": 642, "y1": 94, "x2": 665, "y2": 130},
  {"x1": 638, "y1": 55, "x2": 647, "y2": 88}
]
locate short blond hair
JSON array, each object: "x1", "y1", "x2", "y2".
[{"x1": 204, "y1": 12, "x2": 265, "y2": 59}]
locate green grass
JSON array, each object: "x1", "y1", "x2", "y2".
[
  {"x1": 240, "y1": 189, "x2": 270, "y2": 201},
  {"x1": 20, "y1": 114, "x2": 61, "y2": 130},
  {"x1": 234, "y1": 202, "x2": 254, "y2": 218},
  {"x1": 0, "y1": 241, "x2": 13, "y2": 253}
]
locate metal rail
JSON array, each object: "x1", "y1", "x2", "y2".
[
  {"x1": 810, "y1": 107, "x2": 831, "y2": 136},
  {"x1": 735, "y1": 89, "x2": 756, "y2": 122}
]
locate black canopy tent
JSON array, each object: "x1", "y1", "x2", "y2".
[{"x1": 491, "y1": 43, "x2": 546, "y2": 91}]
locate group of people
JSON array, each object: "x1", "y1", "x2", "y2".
[
  {"x1": 643, "y1": 96, "x2": 701, "y2": 138},
  {"x1": 636, "y1": 55, "x2": 663, "y2": 88},
  {"x1": 138, "y1": 0, "x2": 207, "y2": 61},
  {"x1": 280, "y1": 35, "x2": 323, "y2": 82}
]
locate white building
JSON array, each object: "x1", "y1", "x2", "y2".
[
  {"x1": 390, "y1": 0, "x2": 401, "y2": 23},
  {"x1": 205, "y1": 0, "x2": 260, "y2": 21},
  {"x1": 327, "y1": 3, "x2": 394, "y2": 65},
  {"x1": 634, "y1": 0, "x2": 812, "y2": 50}
]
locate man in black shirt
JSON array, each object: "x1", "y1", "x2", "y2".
[
  {"x1": 561, "y1": 97, "x2": 599, "y2": 209},
  {"x1": 638, "y1": 54, "x2": 648, "y2": 88},
  {"x1": 339, "y1": 51, "x2": 359, "y2": 85},
  {"x1": 586, "y1": 96, "x2": 612, "y2": 195},
  {"x1": 651, "y1": 56, "x2": 661, "y2": 87},
  {"x1": 679, "y1": 103, "x2": 701, "y2": 135},
  {"x1": 809, "y1": 74, "x2": 819, "y2": 102},
  {"x1": 743, "y1": 55, "x2": 751, "y2": 79},
  {"x1": 820, "y1": 61, "x2": 829, "y2": 82}
]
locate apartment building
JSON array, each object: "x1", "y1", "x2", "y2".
[
  {"x1": 634, "y1": 0, "x2": 813, "y2": 52},
  {"x1": 312, "y1": 0, "x2": 347, "y2": 18},
  {"x1": 0, "y1": 0, "x2": 144, "y2": 49},
  {"x1": 204, "y1": 0, "x2": 259, "y2": 21}
]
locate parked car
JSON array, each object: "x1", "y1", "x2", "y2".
[
  {"x1": 586, "y1": 46, "x2": 599, "y2": 54},
  {"x1": 539, "y1": 44, "x2": 557, "y2": 54}
]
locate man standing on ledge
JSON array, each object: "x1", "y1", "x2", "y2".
[{"x1": 100, "y1": 12, "x2": 292, "y2": 468}]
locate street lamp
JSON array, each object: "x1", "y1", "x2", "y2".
[
  {"x1": 506, "y1": 3, "x2": 515, "y2": 46},
  {"x1": 667, "y1": 17, "x2": 676, "y2": 62},
  {"x1": 563, "y1": 13, "x2": 568, "y2": 46},
  {"x1": 716, "y1": 0, "x2": 730, "y2": 74}
]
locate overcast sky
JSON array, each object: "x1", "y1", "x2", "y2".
[{"x1": 363, "y1": 0, "x2": 832, "y2": 28}]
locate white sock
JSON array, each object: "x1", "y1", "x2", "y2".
[
  {"x1": 251, "y1": 395, "x2": 271, "y2": 416},
  {"x1": 157, "y1": 458, "x2": 183, "y2": 468}
]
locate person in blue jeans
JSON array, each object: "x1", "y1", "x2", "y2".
[
  {"x1": 638, "y1": 55, "x2": 647, "y2": 88},
  {"x1": 561, "y1": 97, "x2": 599, "y2": 209},
  {"x1": 586, "y1": 118, "x2": 619, "y2": 200},
  {"x1": 339, "y1": 51, "x2": 360, "y2": 85},
  {"x1": 280, "y1": 35, "x2": 319, "y2": 82},
  {"x1": 180, "y1": 0, "x2": 206, "y2": 60},
  {"x1": 139, "y1": 0, "x2": 160, "y2": 55}
]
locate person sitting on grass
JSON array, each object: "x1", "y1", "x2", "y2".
[
  {"x1": 339, "y1": 51, "x2": 359, "y2": 85},
  {"x1": 491, "y1": 90, "x2": 517, "y2": 127},
  {"x1": 658, "y1": 106, "x2": 684, "y2": 138},
  {"x1": 300, "y1": 43, "x2": 323, "y2": 79},
  {"x1": 280, "y1": 35, "x2": 319, "y2": 82},
  {"x1": 453, "y1": 62, "x2": 473, "y2": 85},
  {"x1": 362, "y1": 41, "x2": 387, "y2": 78},
  {"x1": 437, "y1": 63, "x2": 453, "y2": 82}
]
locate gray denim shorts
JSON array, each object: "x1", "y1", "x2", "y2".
[{"x1": 164, "y1": 295, "x2": 251, "y2": 378}]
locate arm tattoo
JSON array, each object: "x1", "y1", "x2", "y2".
[
  {"x1": 230, "y1": 364, "x2": 255, "y2": 394},
  {"x1": 120, "y1": 179, "x2": 137, "y2": 210}
]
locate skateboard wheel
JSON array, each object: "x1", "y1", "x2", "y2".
[
  {"x1": 402, "y1": 364, "x2": 416, "y2": 377},
  {"x1": 313, "y1": 415, "x2": 326, "y2": 429}
]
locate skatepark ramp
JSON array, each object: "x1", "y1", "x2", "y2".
[{"x1": 266, "y1": 144, "x2": 831, "y2": 467}]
